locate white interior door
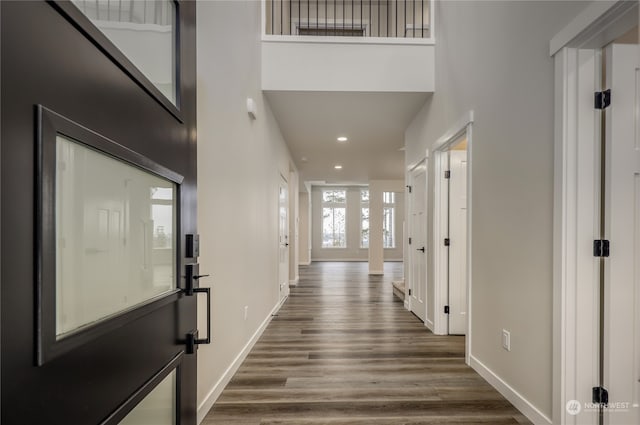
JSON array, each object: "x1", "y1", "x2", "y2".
[
  {"x1": 410, "y1": 161, "x2": 427, "y2": 322},
  {"x1": 448, "y1": 150, "x2": 468, "y2": 335},
  {"x1": 279, "y1": 175, "x2": 290, "y2": 300},
  {"x1": 603, "y1": 43, "x2": 640, "y2": 425}
]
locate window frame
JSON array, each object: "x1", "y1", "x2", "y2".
[
  {"x1": 321, "y1": 189, "x2": 347, "y2": 249},
  {"x1": 360, "y1": 189, "x2": 370, "y2": 249},
  {"x1": 383, "y1": 191, "x2": 396, "y2": 249},
  {"x1": 49, "y1": 0, "x2": 183, "y2": 121},
  {"x1": 36, "y1": 105, "x2": 184, "y2": 365}
]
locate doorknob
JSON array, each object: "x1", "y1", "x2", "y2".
[{"x1": 417, "y1": 247, "x2": 425, "y2": 252}]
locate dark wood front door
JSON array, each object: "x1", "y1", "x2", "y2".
[{"x1": 1, "y1": 1, "x2": 198, "y2": 423}]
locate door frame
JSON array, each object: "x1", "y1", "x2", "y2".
[
  {"x1": 278, "y1": 173, "x2": 290, "y2": 302},
  {"x1": 432, "y1": 112, "x2": 473, "y2": 358},
  {"x1": 407, "y1": 157, "x2": 429, "y2": 326},
  {"x1": 551, "y1": 2, "x2": 639, "y2": 423}
]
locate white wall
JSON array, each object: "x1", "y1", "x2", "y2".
[
  {"x1": 288, "y1": 171, "x2": 300, "y2": 283},
  {"x1": 262, "y1": 40, "x2": 434, "y2": 92},
  {"x1": 310, "y1": 185, "x2": 404, "y2": 262},
  {"x1": 298, "y1": 190, "x2": 312, "y2": 265},
  {"x1": 404, "y1": 1, "x2": 590, "y2": 421},
  {"x1": 196, "y1": 1, "x2": 297, "y2": 421}
]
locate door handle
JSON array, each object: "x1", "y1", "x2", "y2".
[
  {"x1": 417, "y1": 247, "x2": 425, "y2": 252},
  {"x1": 183, "y1": 263, "x2": 212, "y2": 354},
  {"x1": 185, "y1": 286, "x2": 211, "y2": 354},
  {"x1": 285, "y1": 243, "x2": 289, "y2": 247}
]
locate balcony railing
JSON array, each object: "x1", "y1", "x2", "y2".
[
  {"x1": 265, "y1": 0, "x2": 431, "y2": 39},
  {"x1": 71, "y1": 0, "x2": 173, "y2": 26}
]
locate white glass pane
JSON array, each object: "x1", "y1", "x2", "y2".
[
  {"x1": 56, "y1": 135, "x2": 177, "y2": 338},
  {"x1": 361, "y1": 190, "x2": 369, "y2": 202},
  {"x1": 71, "y1": 0, "x2": 176, "y2": 104},
  {"x1": 322, "y1": 190, "x2": 346, "y2": 203},
  {"x1": 322, "y1": 207, "x2": 346, "y2": 247},
  {"x1": 119, "y1": 370, "x2": 176, "y2": 425},
  {"x1": 383, "y1": 206, "x2": 395, "y2": 248},
  {"x1": 361, "y1": 207, "x2": 369, "y2": 248}
]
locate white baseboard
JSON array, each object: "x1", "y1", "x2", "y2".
[
  {"x1": 311, "y1": 258, "x2": 368, "y2": 262},
  {"x1": 425, "y1": 318, "x2": 434, "y2": 331},
  {"x1": 299, "y1": 260, "x2": 311, "y2": 266},
  {"x1": 196, "y1": 297, "x2": 286, "y2": 424},
  {"x1": 368, "y1": 270, "x2": 384, "y2": 275},
  {"x1": 469, "y1": 355, "x2": 551, "y2": 425},
  {"x1": 289, "y1": 277, "x2": 299, "y2": 285},
  {"x1": 404, "y1": 300, "x2": 410, "y2": 310}
]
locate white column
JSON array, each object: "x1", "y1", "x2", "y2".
[
  {"x1": 368, "y1": 182, "x2": 384, "y2": 275},
  {"x1": 368, "y1": 179, "x2": 405, "y2": 275}
]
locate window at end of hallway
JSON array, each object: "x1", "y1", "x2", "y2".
[
  {"x1": 383, "y1": 192, "x2": 395, "y2": 249},
  {"x1": 322, "y1": 189, "x2": 347, "y2": 248},
  {"x1": 361, "y1": 189, "x2": 369, "y2": 248}
]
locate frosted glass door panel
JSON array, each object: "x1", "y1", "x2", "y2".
[
  {"x1": 56, "y1": 135, "x2": 177, "y2": 338},
  {"x1": 119, "y1": 370, "x2": 176, "y2": 425},
  {"x1": 71, "y1": 0, "x2": 176, "y2": 104}
]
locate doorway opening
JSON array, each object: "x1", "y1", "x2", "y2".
[
  {"x1": 553, "y1": 4, "x2": 639, "y2": 423},
  {"x1": 433, "y1": 119, "x2": 472, "y2": 340},
  {"x1": 278, "y1": 174, "x2": 290, "y2": 303},
  {"x1": 408, "y1": 159, "x2": 428, "y2": 325}
]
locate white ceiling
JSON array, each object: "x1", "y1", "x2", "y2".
[{"x1": 264, "y1": 91, "x2": 429, "y2": 188}]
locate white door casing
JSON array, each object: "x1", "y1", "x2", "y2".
[
  {"x1": 603, "y1": 43, "x2": 640, "y2": 425},
  {"x1": 448, "y1": 150, "x2": 468, "y2": 335},
  {"x1": 409, "y1": 160, "x2": 427, "y2": 323},
  {"x1": 279, "y1": 175, "x2": 290, "y2": 301}
]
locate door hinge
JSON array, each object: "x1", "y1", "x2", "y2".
[
  {"x1": 444, "y1": 170, "x2": 451, "y2": 179},
  {"x1": 406, "y1": 185, "x2": 412, "y2": 193},
  {"x1": 595, "y1": 89, "x2": 611, "y2": 109},
  {"x1": 444, "y1": 305, "x2": 450, "y2": 314},
  {"x1": 408, "y1": 289, "x2": 412, "y2": 296},
  {"x1": 444, "y1": 238, "x2": 450, "y2": 246},
  {"x1": 408, "y1": 237, "x2": 412, "y2": 245},
  {"x1": 593, "y1": 239, "x2": 610, "y2": 257},
  {"x1": 592, "y1": 386, "x2": 609, "y2": 405}
]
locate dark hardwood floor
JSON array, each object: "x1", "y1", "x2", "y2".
[{"x1": 203, "y1": 262, "x2": 531, "y2": 425}]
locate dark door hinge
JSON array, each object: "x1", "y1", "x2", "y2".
[
  {"x1": 593, "y1": 239, "x2": 610, "y2": 257},
  {"x1": 595, "y1": 89, "x2": 611, "y2": 109},
  {"x1": 444, "y1": 238, "x2": 450, "y2": 247},
  {"x1": 444, "y1": 305, "x2": 450, "y2": 314},
  {"x1": 408, "y1": 237, "x2": 412, "y2": 245},
  {"x1": 408, "y1": 289, "x2": 412, "y2": 296},
  {"x1": 406, "y1": 185, "x2": 412, "y2": 193},
  {"x1": 592, "y1": 386, "x2": 609, "y2": 405},
  {"x1": 444, "y1": 170, "x2": 451, "y2": 179}
]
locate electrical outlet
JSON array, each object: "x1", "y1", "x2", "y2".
[
  {"x1": 502, "y1": 329, "x2": 511, "y2": 351},
  {"x1": 244, "y1": 306, "x2": 248, "y2": 321}
]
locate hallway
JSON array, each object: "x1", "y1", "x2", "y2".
[{"x1": 204, "y1": 262, "x2": 530, "y2": 425}]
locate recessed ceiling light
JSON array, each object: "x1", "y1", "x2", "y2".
[
  {"x1": 334, "y1": 165, "x2": 343, "y2": 169},
  {"x1": 301, "y1": 157, "x2": 308, "y2": 162},
  {"x1": 337, "y1": 136, "x2": 348, "y2": 142}
]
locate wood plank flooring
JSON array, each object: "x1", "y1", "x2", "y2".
[{"x1": 203, "y1": 262, "x2": 531, "y2": 425}]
